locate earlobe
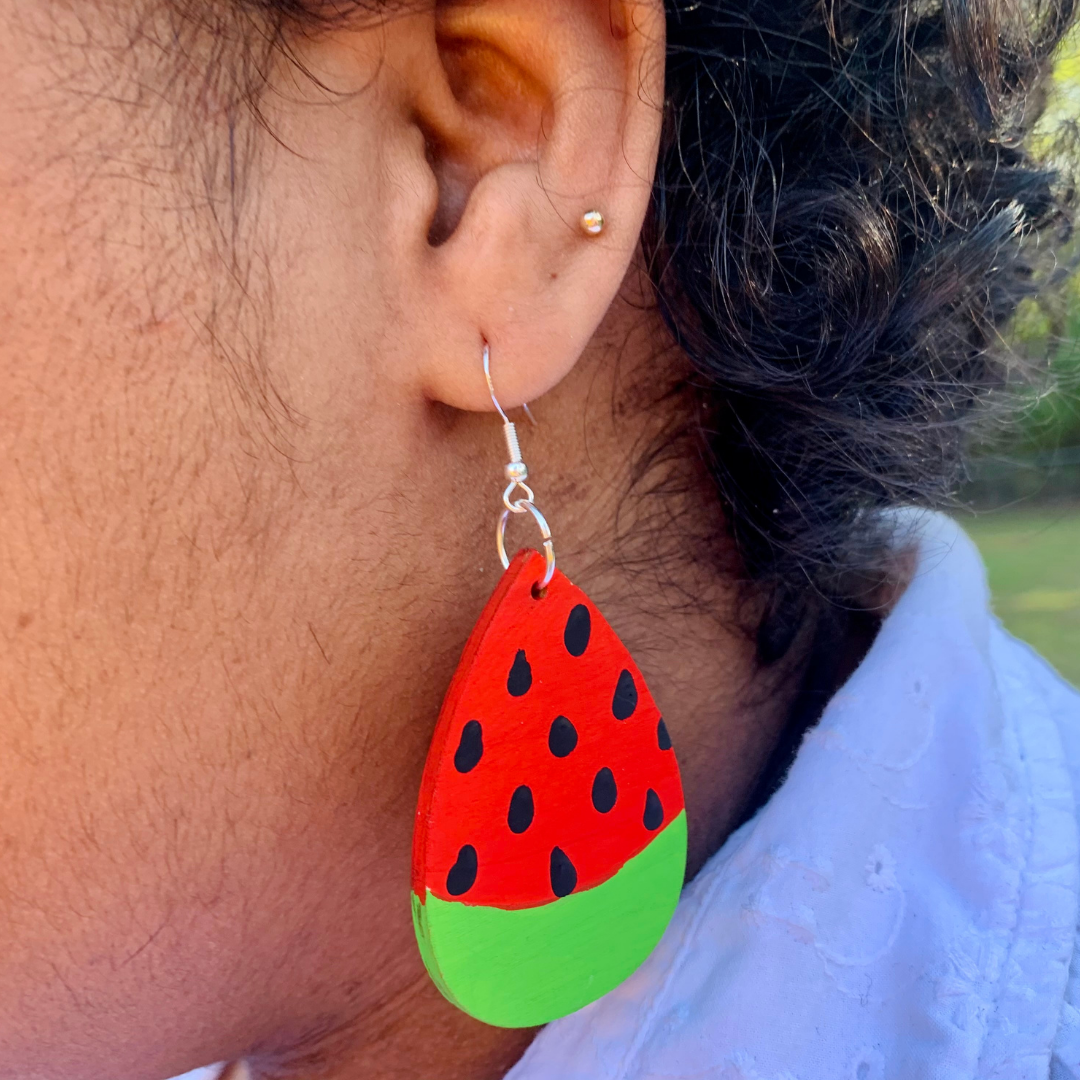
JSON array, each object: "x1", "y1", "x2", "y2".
[{"x1": 401, "y1": 0, "x2": 665, "y2": 413}]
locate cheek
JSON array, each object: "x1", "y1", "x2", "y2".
[
  {"x1": 0, "y1": 204, "x2": 484, "y2": 1073},
  {"x1": 0, "y1": 337, "x2": 435, "y2": 1075},
  {"x1": 0, "y1": 12, "x2": 496, "y2": 1070},
  {"x1": 0, "y1": 181, "x2": 356, "y2": 1080}
]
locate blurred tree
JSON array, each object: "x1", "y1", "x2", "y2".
[
  {"x1": 1005, "y1": 30, "x2": 1080, "y2": 455},
  {"x1": 1010, "y1": 289, "x2": 1080, "y2": 454}
]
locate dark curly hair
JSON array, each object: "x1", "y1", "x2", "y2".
[
  {"x1": 218, "y1": 0, "x2": 1076, "y2": 658},
  {"x1": 648, "y1": 0, "x2": 1074, "y2": 659}
]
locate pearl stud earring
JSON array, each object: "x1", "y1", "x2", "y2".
[{"x1": 580, "y1": 210, "x2": 605, "y2": 236}]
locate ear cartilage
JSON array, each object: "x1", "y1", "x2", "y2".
[{"x1": 580, "y1": 210, "x2": 605, "y2": 236}]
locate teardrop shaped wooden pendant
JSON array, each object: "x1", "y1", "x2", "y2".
[{"x1": 411, "y1": 548, "x2": 687, "y2": 1028}]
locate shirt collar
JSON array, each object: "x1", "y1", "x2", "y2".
[{"x1": 508, "y1": 512, "x2": 1080, "y2": 1080}]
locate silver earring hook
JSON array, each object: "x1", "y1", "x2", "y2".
[
  {"x1": 482, "y1": 341, "x2": 555, "y2": 589},
  {"x1": 482, "y1": 343, "x2": 511, "y2": 424},
  {"x1": 484, "y1": 343, "x2": 538, "y2": 427}
]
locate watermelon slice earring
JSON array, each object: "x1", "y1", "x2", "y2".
[{"x1": 411, "y1": 343, "x2": 688, "y2": 1029}]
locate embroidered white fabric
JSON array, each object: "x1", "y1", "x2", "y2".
[
  {"x1": 165, "y1": 512, "x2": 1080, "y2": 1080},
  {"x1": 507, "y1": 512, "x2": 1080, "y2": 1080}
]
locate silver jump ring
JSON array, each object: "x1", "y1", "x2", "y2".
[
  {"x1": 497, "y1": 501, "x2": 556, "y2": 589},
  {"x1": 503, "y1": 480, "x2": 535, "y2": 512}
]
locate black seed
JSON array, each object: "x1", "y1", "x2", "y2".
[
  {"x1": 611, "y1": 669, "x2": 638, "y2": 720},
  {"x1": 548, "y1": 715, "x2": 578, "y2": 757},
  {"x1": 454, "y1": 720, "x2": 484, "y2": 773},
  {"x1": 508, "y1": 785, "x2": 534, "y2": 834},
  {"x1": 446, "y1": 845, "x2": 478, "y2": 896},
  {"x1": 657, "y1": 718, "x2": 672, "y2": 751},
  {"x1": 591, "y1": 767, "x2": 618, "y2": 813},
  {"x1": 507, "y1": 650, "x2": 532, "y2": 696},
  {"x1": 550, "y1": 846, "x2": 577, "y2": 897},
  {"x1": 643, "y1": 789, "x2": 664, "y2": 831},
  {"x1": 563, "y1": 604, "x2": 591, "y2": 657}
]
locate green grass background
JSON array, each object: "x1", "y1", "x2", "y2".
[{"x1": 960, "y1": 509, "x2": 1080, "y2": 687}]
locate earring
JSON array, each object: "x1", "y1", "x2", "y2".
[
  {"x1": 411, "y1": 343, "x2": 687, "y2": 1029},
  {"x1": 580, "y1": 209, "x2": 605, "y2": 235}
]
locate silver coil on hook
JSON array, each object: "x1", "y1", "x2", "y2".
[{"x1": 483, "y1": 342, "x2": 555, "y2": 589}]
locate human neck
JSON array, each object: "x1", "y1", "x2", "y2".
[{"x1": 240, "y1": 289, "x2": 815, "y2": 1080}]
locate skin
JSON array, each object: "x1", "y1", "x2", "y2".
[{"x1": 0, "y1": 1, "x2": 829, "y2": 1078}]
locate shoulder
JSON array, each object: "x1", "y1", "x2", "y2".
[{"x1": 992, "y1": 629, "x2": 1080, "y2": 1078}]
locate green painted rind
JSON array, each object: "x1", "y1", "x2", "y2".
[
  {"x1": 411, "y1": 891, "x2": 452, "y2": 1001},
  {"x1": 412, "y1": 811, "x2": 687, "y2": 1028}
]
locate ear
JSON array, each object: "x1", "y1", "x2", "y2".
[{"x1": 373, "y1": 0, "x2": 666, "y2": 412}]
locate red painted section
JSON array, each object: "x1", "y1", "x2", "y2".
[{"x1": 413, "y1": 549, "x2": 685, "y2": 910}]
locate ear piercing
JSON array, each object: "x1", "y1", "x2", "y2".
[{"x1": 580, "y1": 210, "x2": 605, "y2": 236}]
